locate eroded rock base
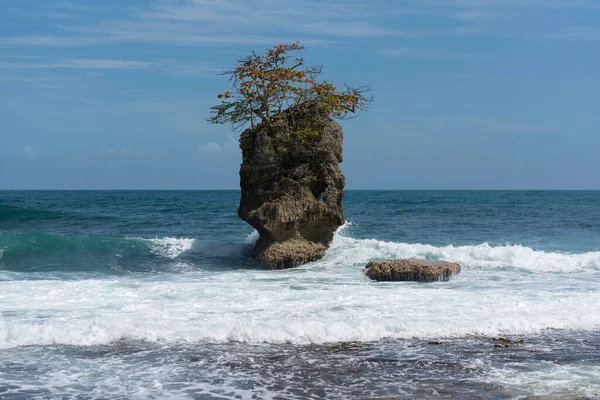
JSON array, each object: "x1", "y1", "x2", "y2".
[{"x1": 256, "y1": 239, "x2": 326, "y2": 270}]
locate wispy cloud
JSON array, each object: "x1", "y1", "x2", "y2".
[
  {"x1": 0, "y1": 0, "x2": 468, "y2": 49},
  {"x1": 0, "y1": 58, "x2": 156, "y2": 70},
  {"x1": 411, "y1": 0, "x2": 600, "y2": 9},
  {"x1": 197, "y1": 142, "x2": 222, "y2": 155},
  {"x1": 107, "y1": 149, "x2": 136, "y2": 156},
  {"x1": 37, "y1": 11, "x2": 79, "y2": 19},
  {"x1": 545, "y1": 26, "x2": 600, "y2": 41},
  {"x1": 21, "y1": 145, "x2": 39, "y2": 159},
  {"x1": 2, "y1": 0, "x2": 594, "y2": 51},
  {"x1": 47, "y1": 2, "x2": 115, "y2": 12},
  {"x1": 196, "y1": 135, "x2": 239, "y2": 158},
  {"x1": 0, "y1": 55, "x2": 39, "y2": 59},
  {"x1": 454, "y1": 10, "x2": 488, "y2": 20},
  {"x1": 166, "y1": 60, "x2": 223, "y2": 77},
  {"x1": 0, "y1": 58, "x2": 225, "y2": 80},
  {"x1": 10, "y1": 0, "x2": 557, "y2": 52},
  {"x1": 375, "y1": 48, "x2": 471, "y2": 59},
  {"x1": 468, "y1": 119, "x2": 544, "y2": 134},
  {"x1": 0, "y1": 35, "x2": 113, "y2": 47},
  {"x1": 451, "y1": 73, "x2": 509, "y2": 81},
  {"x1": 69, "y1": 59, "x2": 156, "y2": 69}
]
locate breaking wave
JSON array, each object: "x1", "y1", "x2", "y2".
[
  {"x1": 326, "y1": 231, "x2": 600, "y2": 273},
  {"x1": 1, "y1": 225, "x2": 600, "y2": 348},
  {"x1": 1, "y1": 225, "x2": 599, "y2": 274},
  {"x1": 0, "y1": 231, "x2": 253, "y2": 272}
]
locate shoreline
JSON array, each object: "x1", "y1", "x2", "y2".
[{"x1": 2, "y1": 329, "x2": 599, "y2": 398}]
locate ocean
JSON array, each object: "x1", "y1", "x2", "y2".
[{"x1": 0, "y1": 190, "x2": 599, "y2": 399}]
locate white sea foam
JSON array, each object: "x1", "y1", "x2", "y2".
[
  {"x1": 0, "y1": 264, "x2": 599, "y2": 348},
  {"x1": 142, "y1": 224, "x2": 600, "y2": 272},
  {"x1": 245, "y1": 229, "x2": 260, "y2": 245},
  {"x1": 480, "y1": 360, "x2": 600, "y2": 399},
  {"x1": 145, "y1": 236, "x2": 251, "y2": 258},
  {"x1": 146, "y1": 237, "x2": 194, "y2": 258},
  {"x1": 326, "y1": 226, "x2": 600, "y2": 273},
  {"x1": 0, "y1": 274, "x2": 598, "y2": 349}
]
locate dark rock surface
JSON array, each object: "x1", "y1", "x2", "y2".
[
  {"x1": 238, "y1": 102, "x2": 345, "y2": 269},
  {"x1": 364, "y1": 260, "x2": 462, "y2": 282}
]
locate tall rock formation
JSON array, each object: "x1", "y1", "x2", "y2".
[{"x1": 238, "y1": 102, "x2": 345, "y2": 269}]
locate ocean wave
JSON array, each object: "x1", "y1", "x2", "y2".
[
  {"x1": 0, "y1": 230, "x2": 256, "y2": 271},
  {"x1": 1, "y1": 225, "x2": 600, "y2": 348},
  {"x1": 0, "y1": 231, "x2": 152, "y2": 271},
  {"x1": 0, "y1": 272, "x2": 599, "y2": 349},
  {"x1": 324, "y1": 225, "x2": 600, "y2": 273},
  {"x1": 145, "y1": 236, "x2": 252, "y2": 259},
  {"x1": 1, "y1": 224, "x2": 599, "y2": 273},
  {"x1": 141, "y1": 230, "x2": 258, "y2": 259}
]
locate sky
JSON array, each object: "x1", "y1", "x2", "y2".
[{"x1": 1, "y1": 0, "x2": 599, "y2": 190}]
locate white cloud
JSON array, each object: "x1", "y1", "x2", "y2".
[
  {"x1": 107, "y1": 149, "x2": 136, "y2": 156},
  {"x1": 0, "y1": 58, "x2": 225, "y2": 80},
  {"x1": 0, "y1": 35, "x2": 113, "y2": 47},
  {"x1": 197, "y1": 142, "x2": 222, "y2": 155},
  {"x1": 375, "y1": 47, "x2": 476, "y2": 59},
  {"x1": 196, "y1": 135, "x2": 239, "y2": 158},
  {"x1": 412, "y1": 0, "x2": 600, "y2": 8},
  {"x1": 468, "y1": 119, "x2": 543, "y2": 134},
  {"x1": 0, "y1": 58, "x2": 156, "y2": 70},
  {"x1": 454, "y1": 10, "x2": 488, "y2": 20},
  {"x1": 68, "y1": 59, "x2": 156, "y2": 69},
  {"x1": 21, "y1": 145, "x2": 38, "y2": 159},
  {"x1": 155, "y1": 60, "x2": 225, "y2": 77},
  {"x1": 37, "y1": 11, "x2": 79, "y2": 19},
  {"x1": 0, "y1": 0, "x2": 461, "y2": 49},
  {"x1": 223, "y1": 134, "x2": 238, "y2": 153},
  {"x1": 0, "y1": 55, "x2": 39, "y2": 59},
  {"x1": 545, "y1": 26, "x2": 600, "y2": 41},
  {"x1": 1, "y1": 0, "x2": 598, "y2": 51}
]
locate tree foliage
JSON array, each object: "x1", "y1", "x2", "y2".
[{"x1": 208, "y1": 42, "x2": 372, "y2": 131}]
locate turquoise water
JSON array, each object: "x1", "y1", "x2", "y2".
[{"x1": 1, "y1": 191, "x2": 599, "y2": 398}]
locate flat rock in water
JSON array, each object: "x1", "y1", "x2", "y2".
[{"x1": 364, "y1": 260, "x2": 461, "y2": 282}]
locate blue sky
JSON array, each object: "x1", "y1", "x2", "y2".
[{"x1": 1, "y1": 0, "x2": 599, "y2": 189}]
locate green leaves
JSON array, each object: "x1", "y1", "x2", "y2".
[{"x1": 208, "y1": 43, "x2": 372, "y2": 131}]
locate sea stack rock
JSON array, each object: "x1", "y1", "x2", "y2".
[
  {"x1": 364, "y1": 260, "x2": 461, "y2": 282},
  {"x1": 238, "y1": 102, "x2": 345, "y2": 269}
]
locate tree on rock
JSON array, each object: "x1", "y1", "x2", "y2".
[
  {"x1": 208, "y1": 43, "x2": 370, "y2": 269},
  {"x1": 208, "y1": 42, "x2": 372, "y2": 131}
]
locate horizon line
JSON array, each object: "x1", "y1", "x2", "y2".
[{"x1": 1, "y1": 189, "x2": 599, "y2": 192}]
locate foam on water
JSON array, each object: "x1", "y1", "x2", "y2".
[
  {"x1": 327, "y1": 230, "x2": 600, "y2": 273},
  {"x1": 139, "y1": 223, "x2": 600, "y2": 272},
  {"x1": 144, "y1": 230, "x2": 258, "y2": 259},
  {"x1": 2, "y1": 332, "x2": 599, "y2": 399},
  {"x1": 145, "y1": 237, "x2": 195, "y2": 258},
  {"x1": 1, "y1": 228, "x2": 599, "y2": 349},
  {"x1": 481, "y1": 361, "x2": 600, "y2": 399}
]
